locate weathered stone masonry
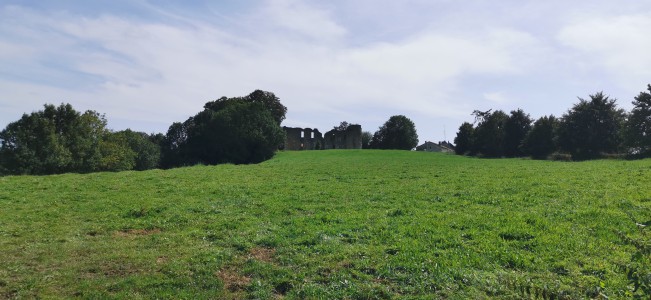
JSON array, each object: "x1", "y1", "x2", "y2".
[
  {"x1": 282, "y1": 125, "x2": 362, "y2": 150},
  {"x1": 324, "y1": 124, "x2": 362, "y2": 149},
  {"x1": 281, "y1": 127, "x2": 323, "y2": 150}
]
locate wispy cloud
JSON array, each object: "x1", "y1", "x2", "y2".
[
  {"x1": 483, "y1": 92, "x2": 510, "y2": 105},
  {"x1": 1, "y1": 1, "x2": 650, "y2": 142},
  {"x1": 258, "y1": 0, "x2": 347, "y2": 42},
  {"x1": 558, "y1": 12, "x2": 651, "y2": 91}
]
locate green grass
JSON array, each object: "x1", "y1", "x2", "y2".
[{"x1": 1, "y1": 150, "x2": 649, "y2": 299}]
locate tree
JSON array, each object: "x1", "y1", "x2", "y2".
[
  {"x1": 472, "y1": 109, "x2": 492, "y2": 124},
  {"x1": 624, "y1": 84, "x2": 651, "y2": 157},
  {"x1": 557, "y1": 92, "x2": 625, "y2": 160},
  {"x1": 473, "y1": 110, "x2": 508, "y2": 157},
  {"x1": 245, "y1": 90, "x2": 288, "y2": 125},
  {"x1": 454, "y1": 122, "x2": 475, "y2": 155},
  {"x1": 114, "y1": 129, "x2": 161, "y2": 170},
  {"x1": 334, "y1": 121, "x2": 350, "y2": 131},
  {"x1": 68, "y1": 110, "x2": 107, "y2": 172},
  {"x1": 161, "y1": 91, "x2": 286, "y2": 167},
  {"x1": 361, "y1": 131, "x2": 373, "y2": 149},
  {"x1": 188, "y1": 102, "x2": 285, "y2": 164},
  {"x1": 503, "y1": 109, "x2": 532, "y2": 157},
  {"x1": 0, "y1": 110, "x2": 67, "y2": 174},
  {"x1": 160, "y1": 121, "x2": 192, "y2": 168},
  {"x1": 521, "y1": 115, "x2": 558, "y2": 159},
  {"x1": 370, "y1": 115, "x2": 418, "y2": 150},
  {"x1": 204, "y1": 90, "x2": 287, "y2": 125},
  {"x1": 99, "y1": 132, "x2": 136, "y2": 171},
  {"x1": 148, "y1": 132, "x2": 165, "y2": 147},
  {"x1": 0, "y1": 103, "x2": 107, "y2": 175}
]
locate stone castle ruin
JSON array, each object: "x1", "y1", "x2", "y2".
[{"x1": 282, "y1": 125, "x2": 362, "y2": 150}]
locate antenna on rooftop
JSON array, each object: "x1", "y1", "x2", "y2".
[{"x1": 443, "y1": 125, "x2": 447, "y2": 141}]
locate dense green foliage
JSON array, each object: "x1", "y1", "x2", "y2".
[
  {"x1": 1, "y1": 90, "x2": 288, "y2": 174},
  {"x1": 99, "y1": 131, "x2": 137, "y2": 172},
  {"x1": 504, "y1": 109, "x2": 533, "y2": 157},
  {"x1": 0, "y1": 104, "x2": 106, "y2": 175},
  {"x1": 361, "y1": 131, "x2": 372, "y2": 149},
  {"x1": 453, "y1": 122, "x2": 474, "y2": 155},
  {"x1": 97, "y1": 130, "x2": 161, "y2": 172},
  {"x1": 114, "y1": 130, "x2": 161, "y2": 171},
  {"x1": 472, "y1": 110, "x2": 508, "y2": 157},
  {"x1": 0, "y1": 104, "x2": 163, "y2": 175},
  {"x1": 245, "y1": 89, "x2": 288, "y2": 125},
  {"x1": 202, "y1": 90, "x2": 287, "y2": 126},
  {"x1": 557, "y1": 92, "x2": 625, "y2": 160},
  {"x1": 455, "y1": 85, "x2": 651, "y2": 160},
  {"x1": 0, "y1": 151, "x2": 649, "y2": 299},
  {"x1": 625, "y1": 85, "x2": 651, "y2": 157},
  {"x1": 521, "y1": 116, "x2": 558, "y2": 159},
  {"x1": 370, "y1": 115, "x2": 419, "y2": 150},
  {"x1": 160, "y1": 91, "x2": 286, "y2": 167}
]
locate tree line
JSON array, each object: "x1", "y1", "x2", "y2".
[
  {"x1": 14, "y1": 83, "x2": 644, "y2": 175},
  {"x1": 0, "y1": 90, "x2": 287, "y2": 175},
  {"x1": 0, "y1": 89, "x2": 425, "y2": 176},
  {"x1": 454, "y1": 84, "x2": 651, "y2": 160},
  {"x1": 0, "y1": 103, "x2": 163, "y2": 175}
]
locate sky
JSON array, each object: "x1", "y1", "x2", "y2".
[{"x1": 1, "y1": 0, "x2": 651, "y2": 144}]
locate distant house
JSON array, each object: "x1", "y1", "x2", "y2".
[{"x1": 416, "y1": 141, "x2": 454, "y2": 153}]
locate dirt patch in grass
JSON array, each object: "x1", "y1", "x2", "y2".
[
  {"x1": 102, "y1": 265, "x2": 140, "y2": 277},
  {"x1": 2, "y1": 286, "x2": 18, "y2": 300},
  {"x1": 248, "y1": 247, "x2": 276, "y2": 263},
  {"x1": 81, "y1": 260, "x2": 143, "y2": 278},
  {"x1": 216, "y1": 267, "x2": 251, "y2": 292},
  {"x1": 215, "y1": 247, "x2": 276, "y2": 294},
  {"x1": 113, "y1": 228, "x2": 161, "y2": 237}
]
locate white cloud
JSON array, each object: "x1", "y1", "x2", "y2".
[
  {"x1": 483, "y1": 92, "x2": 509, "y2": 105},
  {"x1": 347, "y1": 28, "x2": 540, "y2": 79},
  {"x1": 5, "y1": 1, "x2": 647, "y2": 144},
  {"x1": 558, "y1": 13, "x2": 651, "y2": 91},
  {"x1": 0, "y1": 2, "x2": 546, "y2": 139},
  {"x1": 257, "y1": 0, "x2": 346, "y2": 42}
]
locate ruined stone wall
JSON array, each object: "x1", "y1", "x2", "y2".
[
  {"x1": 281, "y1": 127, "x2": 323, "y2": 150},
  {"x1": 283, "y1": 127, "x2": 303, "y2": 150},
  {"x1": 324, "y1": 125, "x2": 362, "y2": 150},
  {"x1": 282, "y1": 125, "x2": 361, "y2": 150}
]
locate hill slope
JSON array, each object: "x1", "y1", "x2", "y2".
[{"x1": 1, "y1": 150, "x2": 649, "y2": 298}]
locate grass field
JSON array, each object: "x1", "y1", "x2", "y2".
[{"x1": 0, "y1": 150, "x2": 649, "y2": 299}]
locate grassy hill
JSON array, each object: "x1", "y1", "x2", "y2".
[{"x1": 1, "y1": 150, "x2": 649, "y2": 299}]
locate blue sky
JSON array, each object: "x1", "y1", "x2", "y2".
[{"x1": 1, "y1": 0, "x2": 651, "y2": 143}]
